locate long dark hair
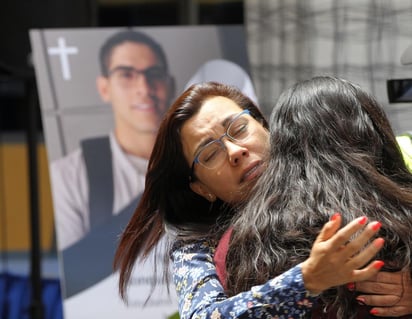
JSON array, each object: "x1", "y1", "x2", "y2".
[
  {"x1": 226, "y1": 76, "x2": 412, "y2": 318},
  {"x1": 113, "y1": 81, "x2": 268, "y2": 301}
]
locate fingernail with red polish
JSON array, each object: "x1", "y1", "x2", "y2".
[
  {"x1": 371, "y1": 221, "x2": 382, "y2": 231},
  {"x1": 330, "y1": 213, "x2": 340, "y2": 221},
  {"x1": 370, "y1": 309, "x2": 379, "y2": 315},
  {"x1": 356, "y1": 297, "x2": 366, "y2": 305},
  {"x1": 373, "y1": 260, "x2": 384, "y2": 270},
  {"x1": 358, "y1": 216, "x2": 367, "y2": 225},
  {"x1": 346, "y1": 282, "x2": 355, "y2": 291}
]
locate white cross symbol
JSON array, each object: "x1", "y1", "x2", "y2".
[{"x1": 48, "y1": 37, "x2": 79, "y2": 81}]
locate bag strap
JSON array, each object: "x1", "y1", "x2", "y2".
[
  {"x1": 80, "y1": 136, "x2": 114, "y2": 229},
  {"x1": 62, "y1": 195, "x2": 141, "y2": 297}
]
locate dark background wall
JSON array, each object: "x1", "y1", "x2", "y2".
[{"x1": 0, "y1": 0, "x2": 95, "y2": 133}]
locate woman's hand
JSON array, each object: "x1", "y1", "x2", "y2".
[
  {"x1": 301, "y1": 213, "x2": 385, "y2": 295},
  {"x1": 355, "y1": 270, "x2": 412, "y2": 317}
]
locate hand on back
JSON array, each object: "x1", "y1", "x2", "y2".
[{"x1": 301, "y1": 213, "x2": 384, "y2": 295}]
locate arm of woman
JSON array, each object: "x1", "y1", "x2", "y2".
[
  {"x1": 171, "y1": 215, "x2": 384, "y2": 319},
  {"x1": 171, "y1": 240, "x2": 316, "y2": 319},
  {"x1": 355, "y1": 270, "x2": 412, "y2": 317}
]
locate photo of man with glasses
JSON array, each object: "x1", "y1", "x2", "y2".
[
  {"x1": 30, "y1": 26, "x2": 253, "y2": 313},
  {"x1": 51, "y1": 30, "x2": 175, "y2": 251}
]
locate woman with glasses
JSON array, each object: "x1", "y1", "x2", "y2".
[{"x1": 111, "y1": 81, "x2": 412, "y2": 319}]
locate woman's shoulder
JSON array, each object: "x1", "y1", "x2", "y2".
[{"x1": 170, "y1": 238, "x2": 216, "y2": 258}]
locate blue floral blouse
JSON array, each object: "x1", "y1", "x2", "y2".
[{"x1": 171, "y1": 239, "x2": 317, "y2": 319}]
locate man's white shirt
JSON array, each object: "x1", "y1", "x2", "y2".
[{"x1": 50, "y1": 132, "x2": 148, "y2": 250}]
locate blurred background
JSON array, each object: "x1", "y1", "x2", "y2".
[
  {"x1": 0, "y1": 0, "x2": 244, "y2": 269},
  {"x1": 0, "y1": 1, "x2": 244, "y2": 318}
]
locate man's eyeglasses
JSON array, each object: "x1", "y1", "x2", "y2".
[
  {"x1": 108, "y1": 65, "x2": 168, "y2": 87},
  {"x1": 190, "y1": 109, "x2": 252, "y2": 178}
]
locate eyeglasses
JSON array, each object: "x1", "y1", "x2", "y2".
[
  {"x1": 108, "y1": 65, "x2": 168, "y2": 88},
  {"x1": 190, "y1": 109, "x2": 252, "y2": 177}
]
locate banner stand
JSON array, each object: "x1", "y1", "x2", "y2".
[{"x1": 26, "y1": 73, "x2": 45, "y2": 319}]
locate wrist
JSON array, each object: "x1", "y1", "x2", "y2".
[{"x1": 300, "y1": 261, "x2": 322, "y2": 296}]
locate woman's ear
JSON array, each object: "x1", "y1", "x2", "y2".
[{"x1": 189, "y1": 181, "x2": 216, "y2": 202}]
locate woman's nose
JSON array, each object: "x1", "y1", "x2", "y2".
[{"x1": 224, "y1": 140, "x2": 249, "y2": 165}]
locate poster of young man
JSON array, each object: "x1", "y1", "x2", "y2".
[{"x1": 29, "y1": 25, "x2": 255, "y2": 319}]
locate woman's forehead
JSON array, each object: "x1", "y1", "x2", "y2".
[
  {"x1": 181, "y1": 96, "x2": 243, "y2": 157},
  {"x1": 197, "y1": 96, "x2": 243, "y2": 122},
  {"x1": 190, "y1": 97, "x2": 243, "y2": 132}
]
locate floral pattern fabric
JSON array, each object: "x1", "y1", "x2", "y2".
[{"x1": 171, "y1": 239, "x2": 316, "y2": 319}]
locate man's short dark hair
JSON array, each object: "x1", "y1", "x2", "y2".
[{"x1": 99, "y1": 29, "x2": 169, "y2": 76}]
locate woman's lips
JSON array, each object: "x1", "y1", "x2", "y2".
[{"x1": 241, "y1": 161, "x2": 264, "y2": 183}]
